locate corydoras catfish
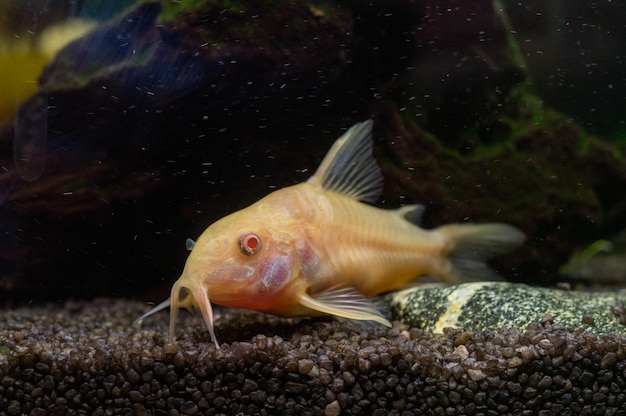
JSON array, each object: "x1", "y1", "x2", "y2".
[{"x1": 138, "y1": 121, "x2": 524, "y2": 347}]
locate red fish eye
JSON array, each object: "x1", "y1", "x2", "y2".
[{"x1": 239, "y1": 232, "x2": 262, "y2": 255}]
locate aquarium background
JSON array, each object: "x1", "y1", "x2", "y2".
[{"x1": 0, "y1": 0, "x2": 625, "y2": 304}]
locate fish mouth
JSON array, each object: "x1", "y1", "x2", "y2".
[
  {"x1": 193, "y1": 262, "x2": 261, "y2": 301},
  {"x1": 167, "y1": 260, "x2": 256, "y2": 348},
  {"x1": 169, "y1": 279, "x2": 219, "y2": 348}
]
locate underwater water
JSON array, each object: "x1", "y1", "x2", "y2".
[
  {"x1": 0, "y1": 0, "x2": 625, "y2": 304},
  {"x1": 3, "y1": 3, "x2": 626, "y2": 415}
]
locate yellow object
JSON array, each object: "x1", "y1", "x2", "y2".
[
  {"x1": 0, "y1": 52, "x2": 48, "y2": 122},
  {"x1": 138, "y1": 121, "x2": 525, "y2": 348},
  {"x1": 0, "y1": 18, "x2": 96, "y2": 123}
]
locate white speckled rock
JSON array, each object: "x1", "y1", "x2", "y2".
[{"x1": 385, "y1": 282, "x2": 626, "y2": 335}]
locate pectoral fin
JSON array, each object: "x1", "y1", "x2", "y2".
[{"x1": 298, "y1": 286, "x2": 391, "y2": 326}]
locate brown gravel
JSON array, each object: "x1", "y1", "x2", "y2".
[{"x1": 1, "y1": 298, "x2": 626, "y2": 415}]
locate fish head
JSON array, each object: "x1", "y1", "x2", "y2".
[{"x1": 168, "y1": 207, "x2": 303, "y2": 346}]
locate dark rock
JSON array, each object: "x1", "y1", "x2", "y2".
[
  {"x1": 1, "y1": 0, "x2": 626, "y2": 306},
  {"x1": 0, "y1": 0, "x2": 357, "y2": 302}
]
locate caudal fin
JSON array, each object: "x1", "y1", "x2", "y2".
[{"x1": 437, "y1": 223, "x2": 525, "y2": 282}]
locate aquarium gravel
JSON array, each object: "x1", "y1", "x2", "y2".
[{"x1": 1, "y1": 298, "x2": 626, "y2": 415}]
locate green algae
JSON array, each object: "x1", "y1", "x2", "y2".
[
  {"x1": 156, "y1": 0, "x2": 217, "y2": 23},
  {"x1": 560, "y1": 240, "x2": 614, "y2": 276},
  {"x1": 492, "y1": 0, "x2": 533, "y2": 88},
  {"x1": 0, "y1": 345, "x2": 9, "y2": 357}
]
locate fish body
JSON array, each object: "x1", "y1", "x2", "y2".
[{"x1": 138, "y1": 121, "x2": 524, "y2": 347}]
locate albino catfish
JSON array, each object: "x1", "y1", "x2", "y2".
[{"x1": 138, "y1": 121, "x2": 524, "y2": 347}]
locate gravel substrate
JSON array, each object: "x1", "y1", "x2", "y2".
[{"x1": 1, "y1": 298, "x2": 626, "y2": 415}]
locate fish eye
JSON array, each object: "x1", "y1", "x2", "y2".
[{"x1": 239, "y1": 232, "x2": 262, "y2": 256}]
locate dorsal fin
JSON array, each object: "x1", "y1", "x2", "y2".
[{"x1": 307, "y1": 120, "x2": 383, "y2": 203}]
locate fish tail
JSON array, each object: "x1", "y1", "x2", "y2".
[{"x1": 437, "y1": 223, "x2": 525, "y2": 282}]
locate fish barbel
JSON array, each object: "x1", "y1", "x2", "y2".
[{"x1": 138, "y1": 121, "x2": 524, "y2": 347}]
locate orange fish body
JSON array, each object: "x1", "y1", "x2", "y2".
[{"x1": 138, "y1": 121, "x2": 524, "y2": 347}]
